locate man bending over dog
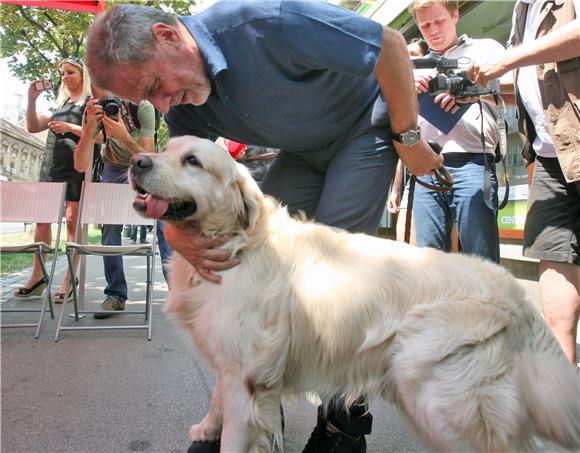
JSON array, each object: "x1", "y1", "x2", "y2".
[{"x1": 85, "y1": 2, "x2": 444, "y2": 452}]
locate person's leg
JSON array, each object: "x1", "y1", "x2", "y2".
[
  {"x1": 139, "y1": 225, "x2": 148, "y2": 243},
  {"x1": 300, "y1": 129, "x2": 395, "y2": 452},
  {"x1": 314, "y1": 129, "x2": 397, "y2": 234},
  {"x1": 523, "y1": 157, "x2": 580, "y2": 364},
  {"x1": 130, "y1": 225, "x2": 138, "y2": 243},
  {"x1": 56, "y1": 201, "x2": 80, "y2": 294},
  {"x1": 101, "y1": 223, "x2": 127, "y2": 299},
  {"x1": 156, "y1": 220, "x2": 172, "y2": 285},
  {"x1": 99, "y1": 165, "x2": 129, "y2": 302},
  {"x1": 452, "y1": 155, "x2": 499, "y2": 263},
  {"x1": 539, "y1": 261, "x2": 580, "y2": 364},
  {"x1": 413, "y1": 177, "x2": 453, "y2": 252},
  {"x1": 15, "y1": 223, "x2": 52, "y2": 296},
  {"x1": 261, "y1": 151, "x2": 325, "y2": 219}
]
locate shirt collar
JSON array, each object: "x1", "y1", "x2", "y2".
[
  {"x1": 178, "y1": 16, "x2": 228, "y2": 78},
  {"x1": 429, "y1": 34, "x2": 471, "y2": 56}
]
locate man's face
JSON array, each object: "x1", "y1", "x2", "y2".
[
  {"x1": 415, "y1": 2, "x2": 459, "y2": 53},
  {"x1": 107, "y1": 49, "x2": 211, "y2": 114}
]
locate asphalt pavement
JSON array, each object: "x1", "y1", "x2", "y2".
[{"x1": 1, "y1": 233, "x2": 575, "y2": 453}]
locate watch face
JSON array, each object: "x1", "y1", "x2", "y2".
[{"x1": 402, "y1": 130, "x2": 420, "y2": 146}]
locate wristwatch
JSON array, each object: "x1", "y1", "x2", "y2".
[{"x1": 392, "y1": 128, "x2": 421, "y2": 147}]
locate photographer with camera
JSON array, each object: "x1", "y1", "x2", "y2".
[
  {"x1": 75, "y1": 87, "x2": 156, "y2": 318},
  {"x1": 410, "y1": 0, "x2": 506, "y2": 263},
  {"x1": 14, "y1": 57, "x2": 93, "y2": 303}
]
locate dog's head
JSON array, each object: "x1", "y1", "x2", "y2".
[{"x1": 129, "y1": 136, "x2": 264, "y2": 237}]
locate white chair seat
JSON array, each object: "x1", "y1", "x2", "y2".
[
  {"x1": 66, "y1": 242, "x2": 153, "y2": 256},
  {"x1": 0, "y1": 242, "x2": 54, "y2": 254},
  {"x1": 0, "y1": 181, "x2": 68, "y2": 338}
]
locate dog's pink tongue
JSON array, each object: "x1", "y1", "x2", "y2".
[{"x1": 145, "y1": 194, "x2": 169, "y2": 219}]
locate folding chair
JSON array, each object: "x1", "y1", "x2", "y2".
[
  {"x1": 0, "y1": 181, "x2": 67, "y2": 338},
  {"x1": 55, "y1": 182, "x2": 156, "y2": 341}
]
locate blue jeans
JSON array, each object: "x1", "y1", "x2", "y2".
[
  {"x1": 261, "y1": 127, "x2": 396, "y2": 234},
  {"x1": 130, "y1": 225, "x2": 147, "y2": 243},
  {"x1": 156, "y1": 220, "x2": 172, "y2": 284},
  {"x1": 100, "y1": 164, "x2": 129, "y2": 300},
  {"x1": 413, "y1": 153, "x2": 500, "y2": 263}
]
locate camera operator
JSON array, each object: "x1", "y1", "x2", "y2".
[
  {"x1": 75, "y1": 87, "x2": 156, "y2": 318},
  {"x1": 410, "y1": 0, "x2": 506, "y2": 263}
]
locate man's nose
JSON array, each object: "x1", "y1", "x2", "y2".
[{"x1": 147, "y1": 94, "x2": 172, "y2": 114}]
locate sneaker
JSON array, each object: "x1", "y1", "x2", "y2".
[
  {"x1": 302, "y1": 406, "x2": 368, "y2": 453},
  {"x1": 130, "y1": 239, "x2": 136, "y2": 244},
  {"x1": 94, "y1": 295, "x2": 125, "y2": 319}
]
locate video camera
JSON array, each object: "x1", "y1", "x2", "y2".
[
  {"x1": 98, "y1": 95, "x2": 122, "y2": 117},
  {"x1": 412, "y1": 56, "x2": 499, "y2": 98}
]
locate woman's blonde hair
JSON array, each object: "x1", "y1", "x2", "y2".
[{"x1": 55, "y1": 57, "x2": 92, "y2": 107}]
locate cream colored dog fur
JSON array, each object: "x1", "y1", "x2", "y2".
[{"x1": 130, "y1": 136, "x2": 580, "y2": 452}]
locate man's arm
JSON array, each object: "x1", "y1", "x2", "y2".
[
  {"x1": 74, "y1": 98, "x2": 103, "y2": 173},
  {"x1": 469, "y1": 20, "x2": 580, "y2": 86},
  {"x1": 375, "y1": 27, "x2": 443, "y2": 175}
]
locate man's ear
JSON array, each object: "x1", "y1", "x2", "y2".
[{"x1": 152, "y1": 23, "x2": 182, "y2": 49}]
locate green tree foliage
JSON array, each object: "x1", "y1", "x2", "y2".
[{"x1": 0, "y1": 0, "x2": 194, "y2": 96}]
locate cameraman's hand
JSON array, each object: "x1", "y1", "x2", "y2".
[
  {"x1": 434, "y1": 92, "x2": 462, "y2": 114},
  {"x1": 102, "y1": 111, "x2": 131, "y2": 142},
  {"x1": 414, "y1": 74, "x2": 430, "y2": 94},
  {"x1": 468, "y1": 59, "x2": 507, "y2": 87},
  {"x1": 394, "y1": 139, "x2": 443, "y2": 177},
  {"x1": 164, "y1": 223, "x2": 241, "y2": 284},
  {"x1": 84, "y1": 97, "x2": 103, "y2": 133}
]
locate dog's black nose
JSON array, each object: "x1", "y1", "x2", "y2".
[{"x1": 131, "y1": 154, "x2": 153, "y2": 173}]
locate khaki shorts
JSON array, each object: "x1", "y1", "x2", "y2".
[{"x1": 523, "y1": 157, "x2": 580, "y2": 265}]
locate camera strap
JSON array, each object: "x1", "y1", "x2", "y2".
[{"x1": 480, "y1": 99, "x2": 509, "y2": 211}]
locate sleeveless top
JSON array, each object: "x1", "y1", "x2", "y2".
[{"x1": 42, "y1": 100, "x2": 86, "y2": 182}]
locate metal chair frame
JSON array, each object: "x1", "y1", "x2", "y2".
[
  {"x1": 54, "y1": 182, "x2": 156, "y2": 341},
  {"x1": 0, "y1": 181, "x2": 68, "y2": 338}
]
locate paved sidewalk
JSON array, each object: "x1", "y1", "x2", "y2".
[{"x1": 1, "y1": 238, "x2": 574, "y2": 453}]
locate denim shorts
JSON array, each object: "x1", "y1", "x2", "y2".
[{"x1": 523, "y1": 157, "x2": 580, "y2": 264}]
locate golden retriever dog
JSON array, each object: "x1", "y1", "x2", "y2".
[{"x1": 129, "y1": 136, "x2": 579, "y2": 452}]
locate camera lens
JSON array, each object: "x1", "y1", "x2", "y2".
[{"x1": 104, "y1": 102, "x2": 119, "y2": 116}]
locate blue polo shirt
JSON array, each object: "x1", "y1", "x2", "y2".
[{"x1": 165, "y1": 0, "x2": 385, "y2": 152}]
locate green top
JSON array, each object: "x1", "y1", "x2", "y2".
[{"x1": 102, "y1": 100, "x2": 155, "y2": 167}]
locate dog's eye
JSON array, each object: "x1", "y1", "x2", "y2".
[{"x1": 184, "y1": 155, "x2": 200, "y2": 167}]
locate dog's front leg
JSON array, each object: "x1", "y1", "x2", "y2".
[
  {"x1": 219, "y1": 372, "x2": 259, "y2": 452},
  {"x1": 189, "y1": 375, "x2": 223, "y2": 443}
]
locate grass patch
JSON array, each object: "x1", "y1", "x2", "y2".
[{"x1": 0, "y1": 225, "x2": 103, "y2": 277}]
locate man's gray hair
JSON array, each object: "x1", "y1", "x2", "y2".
[{"x1": 86, "y1": 4, "x2": 177, "y2": 89}]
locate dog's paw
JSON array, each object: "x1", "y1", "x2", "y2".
[{"x1": 189, "y1": 423, "x2": 220, "y2": 442}]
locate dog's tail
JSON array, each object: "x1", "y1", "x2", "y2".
[{"x1": 517, "y1": 347, "x2": 580, "y2": 450}]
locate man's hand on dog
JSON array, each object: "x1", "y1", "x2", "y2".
[{"x1": 164, "y1": 224, "x2": 241, "y2": 284}]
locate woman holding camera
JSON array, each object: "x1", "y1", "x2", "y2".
[{"x1": 14, "y1": 57, "x2": 92, "y2": 303}]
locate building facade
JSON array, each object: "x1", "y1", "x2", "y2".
[{"x1": 0, "y1": 117, "x2": 45, "y2": 181}]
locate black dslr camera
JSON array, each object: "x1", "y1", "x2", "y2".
[
  {"x1": 413, "y1": 56, "x2": 499, "y2": 98},
  {"x1": 98, "y1": 95, "x2": 122, "y2": 117}
]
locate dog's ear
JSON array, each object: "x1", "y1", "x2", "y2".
[{"x1": 235, "y1": 164, "x2": 263, "y2": 232}]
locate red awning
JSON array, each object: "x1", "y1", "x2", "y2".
[{"x1": 0, "y1": 0, "x2": 105, "y2": 14}]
